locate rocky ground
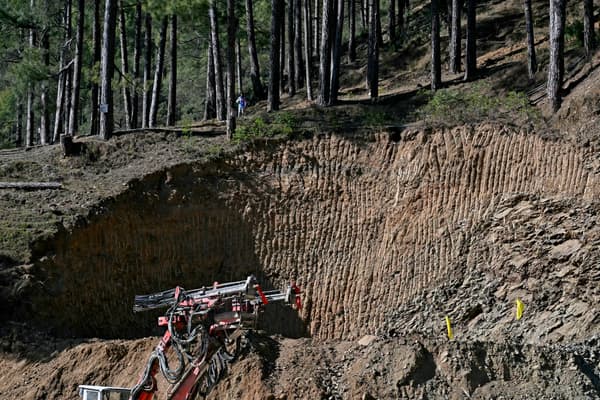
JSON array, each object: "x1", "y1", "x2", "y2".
[
  {"x1": 2, "y1": 0, "x2": 600, "y2": 398},
  {"x1": 1, "y1": 122, "x2": 600, "y2": 399},
  {"x1": 2, "y1": 320, "x2": 600, "y2": 399}
]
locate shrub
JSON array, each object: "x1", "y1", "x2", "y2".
[
  {"x1": 234, "y1": 112, "x2": 298, "y2": 142},
  {"x1": 363, "y1": 110, "x2": 391, "y2": 126},
  {"x1": 416, "y1": 83, "x2": 542, "y2": 128},
  {"x1": 180, "y1": 117, "x2": 193, "y2": 139}
]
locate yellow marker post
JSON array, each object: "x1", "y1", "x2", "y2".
[
  {"x1": 445, "y1": 316, "x2": 454, "y2": 340},
  {"x1": 516, "y1": 299, "x2": 524, "y2": 320}
]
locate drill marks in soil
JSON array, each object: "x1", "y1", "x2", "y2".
[
  {"x1": 34, "y1": 126, "x2": 598, "y2": 340},
  {"x1": 43, "y1": 200, "x2": 264, "y2": 337},
  {"x1": 242, "y1": 127, "x2": 594, "y2": 340}
]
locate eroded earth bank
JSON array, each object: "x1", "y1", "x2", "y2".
[{"x1": 1, "y1": 122, "x2": 600, "y2": 399}]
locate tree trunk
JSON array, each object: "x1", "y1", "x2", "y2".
[
  {"x1": 367, "y1": 0, "x2": 379, "y2": 99},
  {"x1": 15, "y1": 101, "x2": 23, "y2": 147},
  {"x1": 388, "y1": 0, "x2": 396, "y2": 46},
  {"x1": 0, "y1": 182, "x2": 63, "y2": 190},
  {"x1": 118, "y1": 0, "x2": 132, "y2": 129},
  {"x1": 167, "y1": 15, "x2": 177, "y2": 126},
  {"x1": 318, "y1": 0, "x2": 333, "y2": 105},
  {"x1": 236, "y1": 36, "x2": 244, "y2": 95},
  {"x1": 330, "y1": 0, "x2": 344, "y2": 103},
  {"x1": 204, "y1": 40, "x2": 217, "y2": 120},
  {"x1": 583, "y1": 0, "x2": 595, "y2": 59},
  {"x1": 149, "y1": 17, "x2": 168, "y2": 128},
  {"x1": 314, "y1": 0, "x2": 321, "y2": 59},
  {"x1": 446, "y1": 0, "x2": 452, "y2": 37},
  {"x1": 281, "y1": 9, "x2": 286, "y2": 94},
  {"x1": 40, "y1": 16, "x2": 50, "y2": 145},
  {"x1": 547, "y1": 0, "x2": 565, "y2": 112},
  {"x1": 26, "y1": 0, "x2": 35, "y2": 147},
  {"x1": 90, "y1": 0, "x2": 101, "y2": 136},
  {"x1": 131, "y1": 0, "x2": 142, "y2": 128},
  {"x1": 523, "y1": 0, "x2": 537, "y2": 78},
  {"x1": 142, "y1": 14, "x2": 152, "y2": 128},
  {"x1": 558, "y1": 0, "x2": 565, "y2": 83},
  {"x1": 53, "y1": 57, "x2": 66, "y2": 142},
  {"x1": 307, "y1": 0, "x2": 312, "y2": 61},
  {"x1": 361, "y1": 0, "x2": 367, "y2": 31},
  {"x1": 449, "y1": 0, "x2": 461, "y2": 73},
  {"x1": 287, "y1": 0, "x2": 296, "y2": 95},
  {"x1": 63, "y1": 0, "x2": 73, "y2": 135},
  {"x1": 26, "y1": 87, "x2": 35, "y2": 147},
  {"x1": 209, "y1": 1, "x2": 226, "y2": 120},
  {"x1": 268, "y1": 0, "x2": 284, "y2": 111},
  {"x1": 245, "y1": 0, "x2": 265, "y2": 99},
  {"x1": 226, "y1": 0, "x2": 237, "y2": 139},
  {"x1": 398, "y1": 0, "x2": 407, "y2": 35},
  {"x1": 464, "y1": 0, "x2": 476, "y2": 81},
  {"x1": 303, "y1": 0, "x2": 314, "y2": 100},
  {"x1": 431, "y1": 0, "x2": 441, "y2": 90},
  {"x1": 68, "y1": 0, "x2": 84, "y2": 135},
  {"x1": 376, "y1": 0, "x2": 383, "y2": 47},
  {"x1": 99, "y1": 0, "x2": 118, "y2": 140},
  {"x1": 294, "y1": 0, "x2": 304, "y2": 89},
  {"x1": 54, "y1": 1, "x2": 72, "y2": 142},
  {"x1": 349, "y1": 0, "x2": 356, "y2": 61}
]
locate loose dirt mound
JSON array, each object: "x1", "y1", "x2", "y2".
[
  {"x1": 0, "y1": 323, "x2": 157, "y2": 400},
  {"x1": 2, "y1": 324, "x2": 599, "y2": 399}
]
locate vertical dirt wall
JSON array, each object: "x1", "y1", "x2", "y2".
[{"x1": 31, "y1": 125, "x2": 599, "y2": 340}]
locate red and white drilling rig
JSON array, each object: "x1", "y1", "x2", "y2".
[{"x1": 78, "y1": 275, "x2": 301, "y2": 400}]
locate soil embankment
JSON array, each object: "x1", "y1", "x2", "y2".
[{"x1": 1, "y1": 122, "x2": 600, "y2": 399}]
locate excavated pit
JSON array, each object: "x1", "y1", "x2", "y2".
[
  {"x1": 23, "y1": 124, "x2": 600, "y2": 344},
  {"x1": 3, "y1": 124, "x2": 600, "y2": 399}
]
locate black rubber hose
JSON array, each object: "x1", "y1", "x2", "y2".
[
  {"x1": 157, "y1": 344, "x2": 185, "y2": 383},
  {"x1": 129, "y1": 353, "x2": 159, "y2": 400}
]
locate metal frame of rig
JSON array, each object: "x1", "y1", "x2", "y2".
[{"x1": 78, "y1": 275, "x2": 302, "y2": 400}]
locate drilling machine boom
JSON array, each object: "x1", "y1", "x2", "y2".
[{"x1": 79, "y1": 275, "x2": 301, "y2": 400}]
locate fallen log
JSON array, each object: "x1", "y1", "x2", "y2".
[{"x1": 0, "y1": 182, "x2": 63, "y2": 190}]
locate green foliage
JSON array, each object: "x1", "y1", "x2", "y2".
[
  {"x1": 234, "y1": 112, "x2": 298, "y2": 142},
  {"x1": 0, "y1": 88, "x2": 16, "y2": 149},
  {"x1": 11, "y1": 47, "x2": 51, "y2": 83},
  {"x1": 362, "y1": 110, "x2": 391, "y2": 126},
  {"x1": 416, "y1": 83, "x2": 542, "y2": 128},
  {"x1": 87, "y1": 61, "x2": 101, "y2": 86},
  {"x1": 271, "y1": 112, "x2": 298, "y2": 136},
  {"x1": 180, "y1": 116, "x2": 193, "y2": 138},
  {"x1": 234, "y1": 116, "x2": 269, "y2": 141},
  {"x1": 144, "y1": 0, "x2": 209, "y2": 21},
  {"x1": 0, "y1": 1, "x2": 39, "y2": 30},
  {"x1": 565, "y1": 20, "x2": 584, "y2": 47},
  {"x1": 206, "y1": 143, "x2": 224, "y2": 157}
]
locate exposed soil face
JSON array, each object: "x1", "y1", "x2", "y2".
[
  {"x1": 6, "y1": 124, "x2": 600, "y2": 341},
  {"x1": 2, "y1": 0, "x2": 600, "y2": 396},
  {"x1": 1, "y1": 118, "x2": 600, "y2": 398}
]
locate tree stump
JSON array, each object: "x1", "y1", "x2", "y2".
[{"x1": 60, "y1": 134, "x2": 77, "y2": 156}]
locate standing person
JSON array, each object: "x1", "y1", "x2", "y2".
[{"x1": 236, "y1": 94, "x2": 247, "y2": 116}]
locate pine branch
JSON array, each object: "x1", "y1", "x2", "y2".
[{"x1": 0, "y1": 8, "x2": 38, "y2": 30}]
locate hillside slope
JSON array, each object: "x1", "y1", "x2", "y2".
[
  {"x1": 1, "y1": 118, "x2": 600, "y2": 398},
  {"x1": 1, "y1": 0, "x2": 600, "y2": 397}
]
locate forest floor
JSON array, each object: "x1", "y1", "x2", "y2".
[{"x1": 1, "y1": 0, "x2": 600, "y2": 399}]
